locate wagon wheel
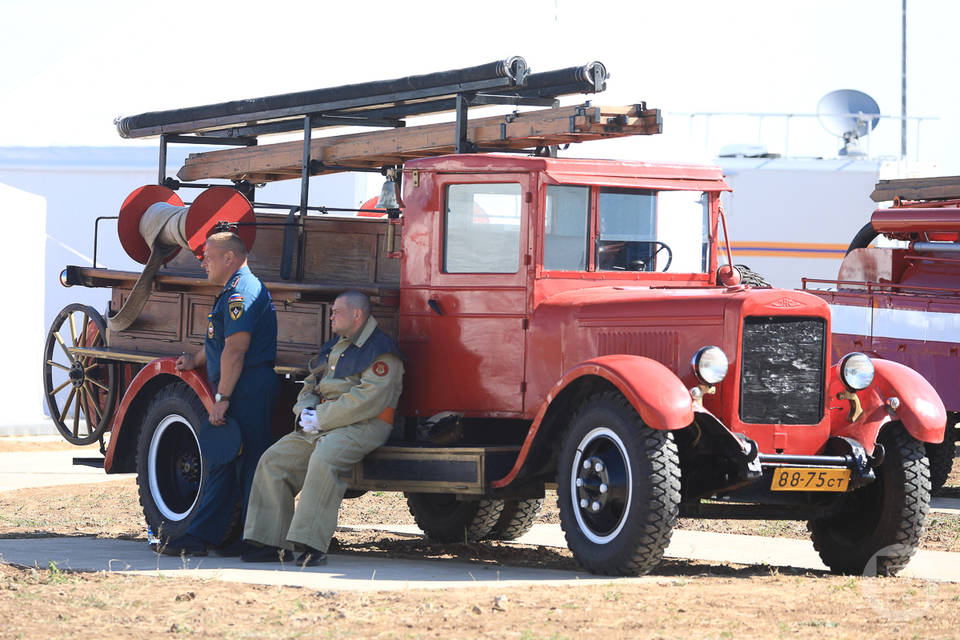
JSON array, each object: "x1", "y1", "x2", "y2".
[{"x1": 43, "y1": 304, "x2": 117, "y2": 445}]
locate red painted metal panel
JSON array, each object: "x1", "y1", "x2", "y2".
[
  {"x1": 543, "y1": 172, "x2": 729, "y2": 192},
  {"x1": 872, "y1": 207, "x2": 960, "y2": 233},
  {"x1": 403, "y1": 154, "x2": 730, "y2": 188},
  {"x1": 398, "y1": 171, "x2": 532, "y2": 416},
  {"x1": 827, "y1": 359, "x2": 946, "y2": 451}
]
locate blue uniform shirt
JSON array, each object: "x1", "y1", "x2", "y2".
[{"x1": 205, "y1": 265, "x2": 277, "y2": 384}]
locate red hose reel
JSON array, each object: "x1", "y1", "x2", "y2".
[{"x1": 117, "y1": 185, "x2": 256, "y2": 263}]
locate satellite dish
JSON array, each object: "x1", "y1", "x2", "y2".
[{"x1": 817, "y1": 90, "x2": 881, "y2": 156}]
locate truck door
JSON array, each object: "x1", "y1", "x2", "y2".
[{"x1": 421, "y1": 174, "x2": 531, "y2": 416}]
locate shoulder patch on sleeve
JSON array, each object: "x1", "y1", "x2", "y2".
[
  {"x1": 229, "y1": 293, "x2": 244, "y2": 303},
  {"x1": 372, "y1": 361, "x2": 389, "y2": 377},
  {"x1": 229, "y1": 301, "x2": 244, "y2": 320}
]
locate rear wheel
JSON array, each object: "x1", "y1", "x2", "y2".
[
  {"x1": 926, "y1": 420, "x2": 958, "y2": 494},
  {"x1": 487, "y1": 498, "x2": 543, "y2": 541},
  {"x1": 42, "y1": 304, "x2": 117, "y2": 445},
  {"x1": 808, "y1": 424, "x2": 929, "y2": 576},
  {"x1": 556, "y1": 391, "x2": 680, "y2": 576},
  {"x1": 136, "y1": 382, "x2": 207, "y2": 541},
  {"x1": 405, "y1": 493, "x2": 504, "y2": 543}
]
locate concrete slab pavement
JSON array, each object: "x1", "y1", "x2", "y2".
[
  {"x1": 0, "y1": 536, "x2": 633, "y2": 592},
  {"x1": 930, "y1": 497, "x2": 960, "y2": 515},
  {"x1": 344, "y1": 523, "x2": 960, "y2": 583},
  {"x1": 3, "y1": 522, "x2": 959, "y2": 591},
  {"x1": 0, "y1": 449, "x2": 131, "y2": 491}
]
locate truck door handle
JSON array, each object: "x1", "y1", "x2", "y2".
[{"x1": 428, "y1": 299, "x2": 444, "y2": 316}]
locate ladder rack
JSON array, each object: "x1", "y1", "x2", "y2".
[
  {"x1": 113, "y1": 57, "x2": 663, "y2": 185},
  {"x1": 177, "y1": 103, "x2": 661, "y2": 183}
]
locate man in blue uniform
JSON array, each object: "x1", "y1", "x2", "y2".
[{"x1": 161, "y1": 231, "x2": 279, "y2": 556}]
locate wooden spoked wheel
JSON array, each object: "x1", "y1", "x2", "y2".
[{"x1": 43, "y1": 304, "x2": 117, "y2": 445}]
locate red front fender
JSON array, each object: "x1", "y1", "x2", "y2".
[
  {"x1": 103, "y1": 358, "x2": 214, "y2": 473},
  {"x1": 560, "y1": 355, "x2": 695, "y2": 430},
  {"x1": 828, "y1": 358, "x2": 946, "y2": 451},
  {"x1": 491, "y1": 355, "x2": 693, "y2": 489}
]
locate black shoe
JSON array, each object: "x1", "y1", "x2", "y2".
[
  {"x1": 241, "y1": 543, "x2": 294, "y2": 563},
  {"x1": 158, "y1": 533, "x2": 208, "y2": 557},
  {"x1": 295, "y1": 546, "x2": 327, "y2": 567},
  {"x1": 212, "y1": 539, "x2": 258, "y2": 557}
]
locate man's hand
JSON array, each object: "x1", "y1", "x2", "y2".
[
  {"x1": 299, "y1": 407, "x2": 319, "y2": 433},
  {"x1": 175, "y1": 353, "x2": 193, "y2": 371},
  {"x1": 209, "y1": 400, "x2": 230, "y2": 425}
]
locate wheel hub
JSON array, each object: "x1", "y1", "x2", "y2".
[
  {"x1": 176, "y1": 452, "x2": 201, "y2": 483},
  {"x1": 69, "y1": 362, "x2": 85, "y2": 387},
  {"x1": 576, "y1": 456, "x2": 611, "y2": 513}
]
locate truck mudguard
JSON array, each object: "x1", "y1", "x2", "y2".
[
  {"x1": 557, "y1": 355, "x2": 696, "y2": 430},
  {"x1": 103, "y1": 358, "x2": 214, "y2": 473},
  {"x1": 828, "y1": 358, "x2": 946, "y2": 451},
  {"x1": 491, "y1": 355, "x2": 694, "y2": 489}
]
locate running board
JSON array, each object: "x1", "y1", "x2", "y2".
[{"x1": 347, "y1": 445, "x2": 520, "y2": 495}]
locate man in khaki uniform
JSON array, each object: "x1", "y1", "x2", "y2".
[{"x1": 241, "y1": 290, "x2": 403, "y2": 566}]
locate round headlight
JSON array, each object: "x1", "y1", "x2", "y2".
[
  {"x1": 840, "y1": 352, "x2": 874, "y2": 391},
  {"x1": 692, "y1": 346, "x2": 729, "y2": 385}
]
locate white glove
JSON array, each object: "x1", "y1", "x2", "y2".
[{"x1": 299, "y1": 407, "x2": 319, "y2": 433}]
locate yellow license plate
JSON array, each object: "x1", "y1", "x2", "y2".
[{"x1": 770, "y1": 467, "x2": 851, "y2": 492}]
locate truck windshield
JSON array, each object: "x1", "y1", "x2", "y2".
[{"x1": 544, "y1": 185, "x2": 709, "y2": 273}]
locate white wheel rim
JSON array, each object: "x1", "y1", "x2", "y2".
[
  {"x1": 571, "y1": 426, "x2": 632, "y2": 544},
  {"x1": 148, "y1": 413, "x2": 202, "y2": 521}
]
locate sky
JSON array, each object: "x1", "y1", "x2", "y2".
[{"x1": 1, "y1": 0, "x2": 958, "y2": 171}]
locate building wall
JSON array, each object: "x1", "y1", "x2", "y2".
[
  {"x1": 718, "y1": 157, "x2": 889, "y2": 290},
  {"x1": 0, "y1": 183, "x2": 47, "y2": 430}
]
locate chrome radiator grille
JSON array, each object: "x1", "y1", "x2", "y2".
[{"x1": 739, "y1": 316, "x2": 826, "y2": 424}]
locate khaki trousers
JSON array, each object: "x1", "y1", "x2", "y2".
[{"x1": 243, "y1": 420, "x2": 392, "y2": 552}]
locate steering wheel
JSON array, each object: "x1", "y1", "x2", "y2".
[{"x1": 629, "y1": 241, "x2": 673, "y2": 272}]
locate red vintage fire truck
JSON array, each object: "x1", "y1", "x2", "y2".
[
  {"x1": 44, "y1": 59, "x2": 945, "y2": 576},
  {"x1": 804, "y1": 176, "x2": 960, "y2": 492}
]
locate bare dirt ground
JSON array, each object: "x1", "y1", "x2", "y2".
[{"x1": 2, "y1": 439, "x2": 960, "y2": 638}]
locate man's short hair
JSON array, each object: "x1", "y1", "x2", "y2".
[
  {"x1": 206, "y1": 232, "x2": 247, "y2": 259},
  {"x1": 337, "y1": 290, "x2": 371, "y2": 320}
]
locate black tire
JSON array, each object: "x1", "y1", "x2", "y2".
[
  {"x1": 136, "y1": 382, "x2": 208, "y2": 542},
  {"x1": 927, "y1": 421, "x2": 958, "y2": 494},
  {"x1": 405, "y1": 493, "x2": 504, "y2": 543},
  {"x1": 487, "y1": 498, "x2": 543, "y2": 541},
  {"x1": 556, "y1": 391, "x2": 680, "y2": 576},
  {"x1": 808, "y1": 424, "x2": 930, "y2": 576}
]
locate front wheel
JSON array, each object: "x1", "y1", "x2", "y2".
[
  {"x1": 556, "y1": 391, "x2": 680, "y2": 576},
  {"x1": 808, "y1": 424, "x2": 930, "y2": 576},
  {"x1": 136, "y1": 382, "x2": 207, "y2": 541}
]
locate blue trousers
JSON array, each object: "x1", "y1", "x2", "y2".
[{"x1": 187, "y1": 364, "x2": 279, "y2": 545}]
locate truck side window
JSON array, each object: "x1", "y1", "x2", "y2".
[
  {"x1": 544, "y1": 186, "x2": 589, "y2": 271},
  {"x1": 444, "y1": 183, "x2": 522, "y2": 273},
  {"x1": 597, "y1": 188, "x2": 657, "y2": 271}
]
